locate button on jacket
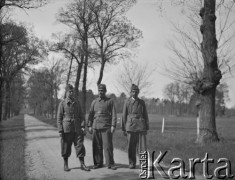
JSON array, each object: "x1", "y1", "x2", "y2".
[
  {"x1": 122, "y1": 97, "x2": 149, "y2": 132},
  {"x1": 87, "y1": 97, "x2": 117, "y2": 129},
  {"x1": 57, "y1": 98, "x2": 85, "y2": 133}
]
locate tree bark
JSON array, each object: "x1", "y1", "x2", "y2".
[
  {"x1": 195, "y1": 0, "x2": 222, "y2": 143},
  {"x1": 74, "y1": 59, "x2": 83, "y2": 99},
  {"x1": 64, "y1": 57, "x2": 73, "y2": 98},
  {"x1": 0, "y1": 22, "x2": 3, "y2": 121},
  {"x1": 2, "y1": 81, "x2": 10, "y2": 120},
  {"x1": 82, "y1": 57, "x2": 88, "y2": 113},
  {"x1": 0, "y1": 84, "x2": 3, "y2": 121},
  {"x1": 97, "y1": 61, "x2": 105, "y2": 85},
  {"x1": 81, "y1": 38, "x2": 88, "y2": 113}
]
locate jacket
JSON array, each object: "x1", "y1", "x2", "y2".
[
  {"x1": 87, "y1": 96, "x2": 117, "y2": 129},
  {"x1": 57, "y1": 98, "x2": 85, "y2": 133},
  {"x1": 122, "y1": 97, "x2": 149, "y2": 132}
]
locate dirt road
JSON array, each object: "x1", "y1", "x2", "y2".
[
  {"x1": 24, "y1": 114, "x2": 153, "y2": 180},
  {"x1": 24, "y1": 115, "x2": 206, "y2": 180}
]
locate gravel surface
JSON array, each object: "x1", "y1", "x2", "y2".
[{"x1": 24, "y1": 114, "x2": 206, "y2": 180}]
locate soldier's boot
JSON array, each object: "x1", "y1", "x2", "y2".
[
  {"x1": 79, "y1": 157, "x2": 90, "y2": 171},
  {"x1": 64, "y1": 157, "x2": 70, "y2": 172}
]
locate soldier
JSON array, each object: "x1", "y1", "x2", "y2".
[
  {"x1": 87, "y1": 84, "x2": 117, "y2": 170},
  {"x1": 122, "y1": 84, "x2": 149, "y2": 169},
  {"x1": 57, "y1": 84, "x2": 90, "y2": 172}
]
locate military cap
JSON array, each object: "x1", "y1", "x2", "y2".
[
  {"x1": 131, "y1": 84, "x2": 139, "y2": 91},
  {"x1": 98, "y1": 84, "x2": 107, "y2": 91},
  {"x1": 66, "y1": 84, "x2": 74, "y2": 92}
]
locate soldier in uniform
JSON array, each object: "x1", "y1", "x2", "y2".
[
  {"x1": 87, "y1": 84, "x2": 117, "y2": 170},
  {"x1": 122, "y1": 84, "x2": 149, "y2": 169},
  {"x1": 57, "y1": 84, "x2": 90, "y2": 172}
]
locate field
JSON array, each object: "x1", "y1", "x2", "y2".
[{"x1": 37, "y1": 113, "x2": 235, "y2": 176}]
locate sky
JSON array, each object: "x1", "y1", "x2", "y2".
[{"x1": 10, "y1": 0, "x2": 235, "y2": 108}]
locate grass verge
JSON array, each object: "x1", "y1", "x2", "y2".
[{"x1": 0, "y1": 115, "x2": 27, "y2": 180}]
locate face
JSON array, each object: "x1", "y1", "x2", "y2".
[
  {"x1": 98, "y1": 89, "x2": 106, "y2": 98},
  {"x1": 66, "y1": 90, "x2": 74, "y2": 98},
  {"x1": 131, "y1": 89, "x2": 139, "y2": 99}
]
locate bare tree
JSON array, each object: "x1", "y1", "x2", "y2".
[
  {"x1": 162, "y1": 1, "x2": 235, "y2": 84},
  {"x1": 116, "y1": 60, "x2": 155, "y2": 96},
  {"x1": 90, "y1": 0, "x2": 142, "y2": 85},
  {"x1": 157, "y1": 0, "x2": 235, "y2": 143},
  {"x1": 56, "y1": 0, "x2": 97, "y2": 112}
]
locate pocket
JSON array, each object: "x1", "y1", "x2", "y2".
[{"x1": 63, "y1": 118, "x2": 71, "y2": 122}]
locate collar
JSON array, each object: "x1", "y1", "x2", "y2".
[
  {"x1": 66, "y1": 97, "x2": 74, "y2": 104},
  {"x1": 130, "y1": 97, "x2": 138, "y2": 103},
  {"x1": 98, "y1": 96, "x2": 107, "y2": 101}
]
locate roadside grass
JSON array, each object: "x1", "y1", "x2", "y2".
[
  {"x1": 0, "y1": 115, "x2": 27, "y2": 180},
  {"x1": 36, "y1": 114, "x2": 235, "y2": 176}
]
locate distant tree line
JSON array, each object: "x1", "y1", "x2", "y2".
[{"x1": 27, "y1": 68, "x2": 234, "y2": 118}]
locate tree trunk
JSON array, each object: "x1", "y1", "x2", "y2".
[
  {"x1": 50, "y1": 87, "x2": 54, "y2": 118},
  {"x1": 2, "y1": 81, "x2": 10, "y2": 120},
  {"x1": 7, "y1": 85, "x2": 11, "y2": 119},
  {"x1": 74, "y1": 58, "x2": 84, "y2": 99},
  {"x1": 97, "y1": 61, "x2": 105, "y2": 85},
  {"x1": 55, "y1": 82, "x2": 58, "y2": 118},
  {"x1": 0, "y1": 84, "x2": 3, "y2": 121},
  {"x1": 0, "y1": 24, "x2": 3, "y2": 121},
  {"x1": 64, "y1": 57, "x2": 73, "y2": 98},
  {"x1": 195, "y1": 0, "x2": 222, "y2": 143},
  {"x1": 82, "y1": 56, "x2": 88, "y2": 114}
]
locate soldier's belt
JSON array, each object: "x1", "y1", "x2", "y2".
[
  {"x1": 128, "y1": 114, "x2": 142, "y2": 118},
  {"x1": 64, "y1": 116, "x2": 76, "y2": 119},
  {"x1": 94, "y1": 113, "x2": 111, "y2": 118}
]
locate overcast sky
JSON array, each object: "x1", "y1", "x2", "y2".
[{"x1": 11, "y1": 0, "x2": 235, "y2": 108}]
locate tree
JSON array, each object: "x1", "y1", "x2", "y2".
[
  {"x1": 56, "y1": 0, "x2": 96, "y2": 113},
  {"x1": 0, "y1": 0, "x2": 48, "y2": 121},
  {"x1": 42, "y1": 58, "x2": 66, "y2": 117},
  {"x1": 116, "y1": 60, "x2": 155, "y2": 96},
  {"x1": 1, "y1": 22, "x2": 44, "y2": 120},
  {"x1": 10, "y1": 72, "x2": 26, "y2": 116},
  {"x1": 193, "y1": 0, "x2": 222, "y2": 143},
  {"x1": 157, "y1": 0, "x2": 235, "y2": 143},
  {"x1": 0, "y1": 0, "x2": 47, "y2": 9},
  {"x1": 90, "y1": 0, "x2": 142, "y2": 85},
  {"x1": 164, "y1": 81, "x2": 194, "y2": 116},
  {"x1": 27, "y1": 67, "x2": 61, "y2": 117},
  {"x1": 50, "y1": 33, "x2": 83, "y2": 97},
  {"x1": 215, "y1": 83, "x2": 230, "y2": 116}
]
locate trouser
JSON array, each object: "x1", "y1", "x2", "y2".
[
  {"x1": 61, "y1": 132, "x2": 85, "y2": 160},
  {"x1": 92, "y1": 128, "x2": 114, "y2": 166},
  {"x1": 127, "y1": 131, "x2": 147, "y2": 165}
]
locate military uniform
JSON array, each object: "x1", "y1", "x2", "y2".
[
  {"x1": 57, "y1": 84, "x2": 90, "y2": 171},
  {"x1": 87, "y1": 85, "x2": 117, "y2": 168},
  {"x1": 57, "y1": 98, "x2": 85, "y2": 158},
  {"x1": 122, "y1": 85, "x2": 149, "y2": 168}
]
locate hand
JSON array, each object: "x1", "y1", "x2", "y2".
[
  {"x1": 111, "y1": 126, "x2": 115, "y2": 133},
  {"x1": 88, "y1": 127, "x2": 93, "y2": 134},
  {"x1": 59, "y1": 132, "x2": 64, "y2": 138},
  {"x1": 142, "y1": 131, "x2": 147, "y2": 135},
  {"x1": 81, "y1": 128, "x2": 86, "y2": 135},
  {"x1": 123, "y1": 131, "x2": 127, "y2": 136}
]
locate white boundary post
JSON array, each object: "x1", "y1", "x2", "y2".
[
  {"x1": 162, "y1": 117, "x2": 165, "y2": 133},
  {"x1": 197, "y1": 116, "x2": 199, "y2": 136}
]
